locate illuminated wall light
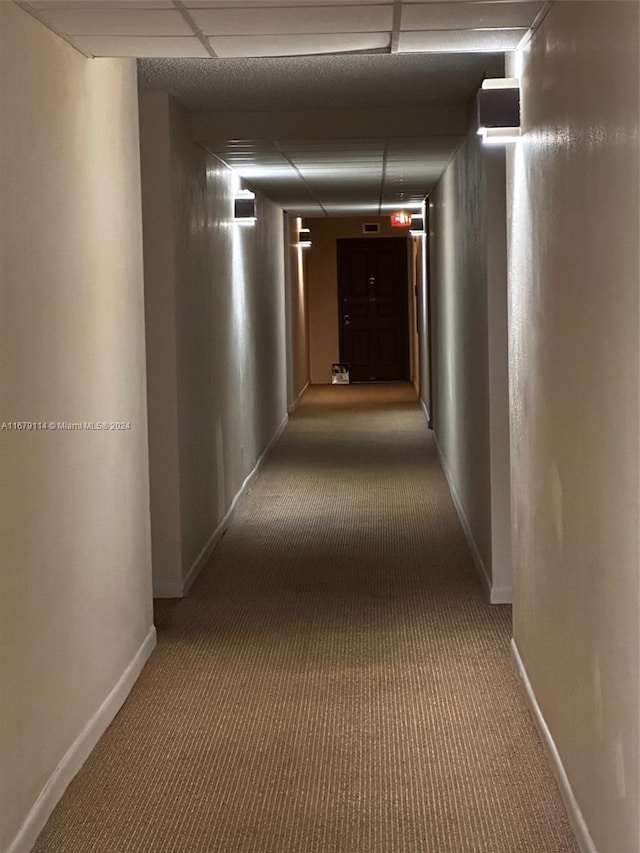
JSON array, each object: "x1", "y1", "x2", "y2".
[
  {"x1": 478, "y1": 127, "x2": 522, "y2": 145},
  {"x1": 477, "y1": 77, "x2": 521, "y2": 145},
  {"x1": 409, "y1": 215, "x2": 425, "y2": 236},
  {"x1": 234, "y1": 189, "x2": 256, "y2": 223},
  {"x1": 297, "y1": 227, "x2": 312, "y2": 248}
]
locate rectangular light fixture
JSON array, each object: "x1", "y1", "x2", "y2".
[
  {"x1": 477, "y1": 77, "x2": 521, "y2": 144},
  {"x1": 298, "y1": 227, "x2": 311, "y2": 248},
  {"x1": 234, "y1": 190, "x2": 256, "y2": 222},
  {"x1": 409, "y1": 215, "x2": 424, "y2": 235}
]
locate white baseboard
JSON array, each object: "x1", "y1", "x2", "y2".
[
  {"x1": 511, "y1": 639, "x2": 597, "y2": 853},
  {"x1": 151, "y1": 580, "x2": 184, "y2": 598},
  {"x1": 7, "y1": 626, "x2": 157, "y2": 853},
  {"x1": 488, "y1": 584, "x2": 512, "y2": 605},
  {"x1": 433, "y1": 432, "x2": 493, "y2": 600},
  {"x1": 180, "y1": 412, "x2": 289, "y2": 597},
  {"x1": 288, "y1": 381, "x2": 309, "y2": 414}
]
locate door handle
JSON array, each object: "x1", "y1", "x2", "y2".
[{"x1": 343, "y1": 314, "x2": 352, "y2": 326}]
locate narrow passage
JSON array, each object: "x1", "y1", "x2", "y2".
[{"x1": 34, "y1": 384, "x2": 578, "y2": 853}]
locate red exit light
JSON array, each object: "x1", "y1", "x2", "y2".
[{"x1": 390, "y1": 210, "x2": 411, "y2": 227}]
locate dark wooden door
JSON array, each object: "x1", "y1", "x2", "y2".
[{"x1": 337, "y1": 237, "x2": 410, "y2": 382}]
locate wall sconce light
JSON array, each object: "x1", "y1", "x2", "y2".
[
  {"x1": 234, "y1": 190, "x2": 256, "y2": 222},
  {"x1": 409, "y1": 215, "x2": 424, "y2": 236},
  {"x1": 477, "y1": 78, "x2": 521, "y2": 144},
  {"x1": 391, "y1": 210, "x2": 412, "y2": 227},
  {"x1": 298, "y1": 227, "x2": 311, "y2": 248}
]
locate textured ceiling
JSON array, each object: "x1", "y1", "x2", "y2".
[
  {"x1": 137, "y1": 51, "x2": 502, "y2": 111},
  {"x1": 18, "y1": 0, "x2": 539, "y2": 215},
  {"x1": 140, "y1": 50, "x2": 503, "y2": 216}
]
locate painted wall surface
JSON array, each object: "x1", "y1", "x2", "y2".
[
  {"x1": 0, "y1": 5, "x2": 154, "y2": 851},
  {"x1": 139, "y1": 94, "x2": 288, "y2": 597},
  {"x1": 139, "y1": 92, "x2": 183, "y2": 595},
  {"x1": 305, "y1": 216, "x2": 413, "y2": 384},
  {"x1": 507, "y1": 4, "x2": 639, "y2": 851},
  {"x1": 284, "y1": 216, "x2": 310, "y2": 411},
  {"x1": 430, "y1": 132, "x2": 511, "y2": 601}
]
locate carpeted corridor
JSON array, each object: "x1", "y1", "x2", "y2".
[{"x1": 33, "y1": 384, "x2": 579, "y2": 852}]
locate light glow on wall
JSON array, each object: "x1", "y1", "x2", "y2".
[
  {"x1": 295, "y1": 217, "x2": 306, "y2": 303},
  {"x1": 231, "y1": 198, "x2": 251, "y2": 397}
]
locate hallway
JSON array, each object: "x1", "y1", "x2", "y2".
[{"x1": 33, "y1": 386, "x2": 577, "y2": 852}]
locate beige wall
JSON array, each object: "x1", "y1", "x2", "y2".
[
  {"x1": 284, "y1": 216, "x2": 310, "y2": 411},
  {"x1": 430, "y1": 132, "x2": 511, "y2": 602},
  {"x1": 507, "y1": 4, "x2": 639, "y2": 851},
  {"x1": 139, "y1": 94, "x2": 288, "y2": 597},
  {"x1": 0, "y1": 5, "x2": 154, "y2": 852},
  {"x1": 139, "y1": 92, "x2": 183, "y2": 595},
  {"x1": 305, "y1": 216, "x2": 413, "y2": 384}
]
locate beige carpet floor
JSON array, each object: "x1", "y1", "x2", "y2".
[{"x1": 33, "y1": 384, "x2": 579, "y2": 852}]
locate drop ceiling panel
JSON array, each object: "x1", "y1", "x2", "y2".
[
  {"x1": 73, "y1": 36, "x2": 209, "y2": 57},
  {"x1": 399, "y1": 27, "x2": 527, "y2": 52},
  {"x1": 402, "y1": 2, "x2": 544, "y2": 30},
  {"x1": 186, "y1": 0, "x2": 391, "y2": 5},
  {"x1": 286, "y1": 150, "x2": 385, "y2": 161},
  {"x1": 292, "y1": 151, "x2": 384, "y2": 162},
  {"x1": 33, "y1": 8, "x2": 192, "y2": 36},
  {"x1": 191, "y1": 6, "x2": 393, "y2": 36},
  {"x1": 202, "y1": 128, "x2": 466, "y2": 215},
  {"x1": 292, "y1": 154, "x2": 383, "y2": 164},
  {"x1": 22, "y1": 0, "x2": 541, "y2": 58},
  {"x1": 14, "y1": 4, "x2": 523, "y2": 216},
  {"x1": 313, "y1": 189, "x2": 381, "y2": 199},
  {"x1": 29, "y1": 1, "x2": 176, "y2": 7},
  {"x1": 303, "y1": 178, "x2": 383, "y2": 190},
  {"x1": 209, "y1": 33, "x2": 391, "y2": 57},
  {"x1": 320, "y1": 203, "x2": 383, "y2": 216},
  {"x1": 387, "y1": 136, "x2": 460, "y2": 152}
]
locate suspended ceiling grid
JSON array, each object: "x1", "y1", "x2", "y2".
[
  {"x1": 19, "y1": 1, "x2": 545, "y2": 59},
  {"x1": 201, "y1": 136, "x2": 462, "y2": 216},
  {"x1": 140, "y1": 49, "x2": 505, "y2": 216},
  {"x1": 18, "y1": 1, "x2": 545, "y2": 216}
]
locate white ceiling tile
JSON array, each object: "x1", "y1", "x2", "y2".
[
  {"x1": 28, "y1": 1, "x2": 176, "y2": 7},
  {"x1": 401, "y1": 2, "x2": 543, "y2": 31},
  {"x1": 296, "y1": 158, "x2": 382, "y2": 165},
  {"x1": 209, "y1": 32, "x2": 391, "y2": 57},
  {"x1": 192, "y1": 5, "x2": 392, "y2": 36},
  {"x1": 284, "y1": 144, "x2": 385, "y2": 156},
  {"x1": 34, "y1": 8, "x2": 192, "y2": 36},
  {"x1": 303, "y1": 174, "x2": 383, "y2": 184},
  {"x1": 322, "y1": 203, "x2": 383, "y2": 215},
  {"x1": 186, "y1": 0, "x2": 389, "y2": 6},
  {"x1": 72, "y1": 36, "x2": 210, "y2": 56},
  {"x1": 398, "y1": 27, "x2": 527, "y2": 52},
  {"x1": 387, "y1": 137, "x2": 460, "y2": 152}
]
